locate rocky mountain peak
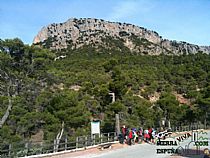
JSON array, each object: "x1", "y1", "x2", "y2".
[{"x1": 33, "y1": 18, "x2": 210, "y2": 55}]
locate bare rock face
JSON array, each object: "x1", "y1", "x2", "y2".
[
  {"x1": 33, "y1": 18, "x2": 210, "y2": 55},
  {"x1": 33, "y1": 27, "x2": 49, "y2": 44}
]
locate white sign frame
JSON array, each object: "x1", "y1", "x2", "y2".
[{"x1": 91, "y1": 121, "x2": 100, "y2": 135}]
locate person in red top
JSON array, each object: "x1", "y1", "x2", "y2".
[
  {"x1": 128, "y1": 129, "x2": 133, "y2": 145},
  {"x1": 122, "y1": 125, "x2": 126, "y2": 135},
  {"x1": 148, "y1": 127, "x2": 152, "y2": 142},
  {"x1": 144, "y1": 129, "x2": 149, "y2": 143}
]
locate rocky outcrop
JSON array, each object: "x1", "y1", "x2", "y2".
[{"x1": 33, "y1": 18, "x2": 210, "y2": 55}]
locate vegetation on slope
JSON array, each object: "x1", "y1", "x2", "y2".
[{"x1": 0, "y1": 38, "x2": 209, "y2": 146}]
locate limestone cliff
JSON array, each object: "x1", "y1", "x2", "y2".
[{"x1": 33, "y1": 18, "x2": 210, "y2": 55}]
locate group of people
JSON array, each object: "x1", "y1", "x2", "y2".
[
  {"x1": 119, "y1": 125, "x2": 157, "y2": 145},
  {"x1": 118, "y1": 125, "x2": 209, "y2": 158}
]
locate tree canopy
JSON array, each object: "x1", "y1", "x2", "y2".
[{"x1": 0, "y1": 38, "x2": 209, "y2": 145}]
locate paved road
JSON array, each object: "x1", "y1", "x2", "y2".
[
  {"x1": 88, "y1": 143, "x2": 169, "y2": 158},
  {"x1": 73, "y1": 130, "x2": 210, "y2": 158}
]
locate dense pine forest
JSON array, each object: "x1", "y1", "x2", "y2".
[{"x1": 0, "y1": 38, "x2": 210, "y2": 145}]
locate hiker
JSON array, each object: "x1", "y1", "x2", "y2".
[
  {"x1": 128, "y1": 129, "x2": 133, "y2": 145},
  {"x1": 132, "y1": 128, "x2": 138, "y2": 143},
  {"x1": 151, "y1": 128, "x2": 156, "y2": 144},
  {"x1": 144, "y1": 129, "x2": 149, "y2": 143},
  {"x1": 148, "y1": 127, "x2": 152, "y2": 142},
  {"x1": 137, "y1": 127, "x2": 143, "y2": 143},
  {"x1": 121, "y1": 125, "x2": 126, "y2": 142}
]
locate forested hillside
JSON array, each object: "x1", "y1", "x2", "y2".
[{"x1": 0, "y1": 38, "x2": 210, "y2": 145}]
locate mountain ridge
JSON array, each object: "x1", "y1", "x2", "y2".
[{"x1": 33, "y1": 18, "x2": 210, "y2": 55}]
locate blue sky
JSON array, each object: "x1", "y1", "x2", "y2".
[{"x1": 0, "y1": 0, "x2": 210, "y2": 46}]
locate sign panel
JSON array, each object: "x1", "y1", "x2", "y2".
[{"x1": 91, "y1": 121, "x2": 100, "y2": 135}]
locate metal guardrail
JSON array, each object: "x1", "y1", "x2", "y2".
[
  {"x1": 0, "y1": 132, "x2": 117, "y2": 158},
  {"x1": 1, "y1": 124, "x2": 209, "y2": 158},
  {"x1": 171, "y1": 124, "x2": 210, "y2": 132}
]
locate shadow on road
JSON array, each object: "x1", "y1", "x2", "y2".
[{"x1": 172, "y1": 149, "x2": 207, "y2": 158}]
